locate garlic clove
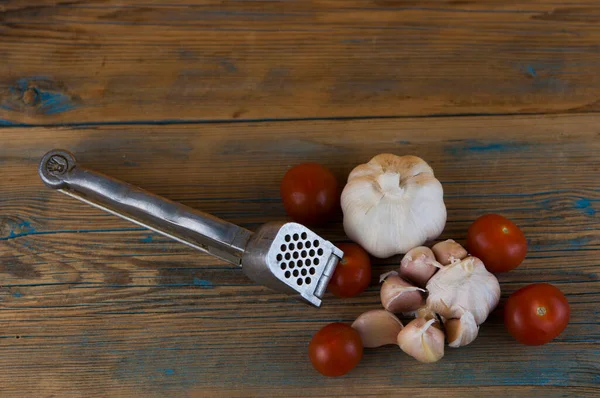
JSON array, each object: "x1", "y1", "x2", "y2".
[
  {"x1": 380, "y1": 275, "x2": 426, "y2": 313},
  {"x1": 397, "y1": 318, "x2": 445, "y2": 363},
  {"x1": 399, "y1": 246, "x2": 442, "y2": 287},
  {"x1": 445, "y1": 311, "x2": 479, "y2": 348},
  {"x1": 431, "y1": 239, "x2": 468, "y2": 265},
  {"x1": 351, "y1": 310, "x2": 404, "y2": 348},
  {"x1": 426, "y1": 256, "x2": 501, "y2": 325}
]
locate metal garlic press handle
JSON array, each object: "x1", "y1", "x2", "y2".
[{"x1": 38, "y1": 149, "x2": 253, "y2": 266}]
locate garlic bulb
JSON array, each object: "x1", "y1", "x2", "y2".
[
  {"x1": 426, "y1": 256, "x2": 500, "y2": 325},
  {"x1": 380, "y1": 274, "x2": 425, "y2": 313},
  {"x1": 431, "y1": 239, "x2": 468, "y2": 265},
  {"x1": 399, "y1": 246, "x2": 442, "y2": 287},
  {"x1": 397, "y1": 318, "x2": 444, "y2": 363},
  {"x1": 351, "y1": 310, "x2": 404, "y2": 348},
  {"x1": 341, "y1": 154, "x2": 447, "y2": 258},
  {"x1": 445, "y1": 311, "x2": 479, "y2": 348}
]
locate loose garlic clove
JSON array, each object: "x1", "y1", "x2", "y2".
[
  {"x1": 397, "y1": 318, "x2": 445, "y2": 363},
  {"x1": 351, "y1": 310, "x2": 404, "y2": 348},
  {"x1": 431, "y1": 239, "x2": 468, "y2": 265},
  {"x1": 399, "y1": 246, "x2": 442, "y2": 287},
  {"x1": 380, "y1": 275, "x2": 426, "y2": 313},
  {"x1": 426, "y1": 256, "x2": 500, "y2": 325},
  {"x1": 445, "y1": 311, "x2": 479, "y2": 348}
]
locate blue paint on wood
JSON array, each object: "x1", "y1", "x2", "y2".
[
  {"x1": 445, "y1": 140, "x2": 529, "y2": 156},
  {"x1": 0, "y1": 227, "x2": 145, "y2": 241},
  {"x1": 164, "y1": 369, "x2": 175, "y2": 376},
  {"x1": 574, "y1": 197, "x2": 591, "y2": 207},
  {"x1": 512, "y1": 63, "x2": 570, "y2": 93},
  {"x1": 3, "y1": 77, "x2": 80, "y2": 116},
  {"x1": 0, "y1": 110, "x2": 588, "y2": 128},
  {"x1": 5, "y1": 220, "x2": 36, "y2": 239},
  {"x1": 36, "y1": 89, "x2": 79, "y2": 115},
  {"x1": 18, "y1": 220, "x2": 34, "y2": 230},
  {"x1": 465, "y1": 142, "x2": 524, "y2": 152},
  {"x1": 568, "y1": 236, "x2": 592, "y2": 247},
  {"x1": 193, "y1": 277, "x2": 214, "y2": 288},
  {"x1": 574, "y1": 198, "x2": 596, "y2": 216},
  {"x1": 525, "y1": 65, "x2": 537, "y2": 77},
  {"x1": 12, "y1": 291, "x2": 23, "y2": 298},
  {"x1": 141, "y1": 234, "x2": 154, "y2": 243}
]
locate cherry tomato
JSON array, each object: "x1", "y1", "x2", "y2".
[
  {"x1": 466, "y1": 213, "x2": 527, "y2": 273},
  {"x1": 308, "y1": 322, "x2": 363, "y2": 377},
  {"x1": 280, "y1": 163, "x2": 339, "y2": 226},
  {"x1": 328, "y1": 243, "x2": 372, "y2": 298},
  {"x1": 504, "y1": 283, "x2": 570, "y2": 346}
]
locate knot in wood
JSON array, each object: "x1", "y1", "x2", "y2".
[{"x1": 22, "y1": 87, "x2": 39, "y2": 106}]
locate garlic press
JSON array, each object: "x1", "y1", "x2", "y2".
[{"x1": 38, "y1": 150, "x2": 343, "y2": 307}]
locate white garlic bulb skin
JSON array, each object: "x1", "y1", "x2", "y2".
[
  {"x1": 426, "y1": 256, "x2": 501, "y2": 325},
  {"x1": 341, "y1": 154, "x2": 447, "y2": 258}
]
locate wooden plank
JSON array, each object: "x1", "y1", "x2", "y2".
[
  {"x1": 2, "y1": 1, "x2": 600, "y2": 125},
  {"x1": 1, "y1": 113, "x2": 599, "y2": 396}
]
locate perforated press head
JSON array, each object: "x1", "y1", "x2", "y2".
[{"x1": 241, "y1": 222, "x2": 344, "y2": 307}]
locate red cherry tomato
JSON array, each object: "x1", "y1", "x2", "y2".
[
  {"x1": 466, "y1": 214, "x2": 527, "y2": 273},
  {"x1": 504, "y1": 283, "x2": 570, "y2": 346},
  {"x1": 308, "y1": 322, "x2": 363, "y2": 377},
  {"x1": 328, "y1": 243, "x2": 372, "y2": 298},
  {"x1": 280, "y1": 163, "x2": 339, "y2": 226}
]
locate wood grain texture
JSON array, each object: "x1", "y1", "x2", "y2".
[
  {"x1": 2, "y1": 0, "x2": 600, "y2": 125},
  {"x1": 1, "y1": 114, "x2": 599, "y2": 397}
]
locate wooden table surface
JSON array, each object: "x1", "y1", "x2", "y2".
[{"x1": 1, "y1": 1, "x2": 599, "y2": 397}]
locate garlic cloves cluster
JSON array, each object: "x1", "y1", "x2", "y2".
[{"x1": 353, "y1": 239, "x2": 500, "y2": 363}]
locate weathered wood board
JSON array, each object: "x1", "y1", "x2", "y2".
[
  {"x1": 1, "y1": 114, "x2": 599, "y2": 396},
  {"x1": 2, "y1": 1, "x2": 600, "y2": 125}
]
